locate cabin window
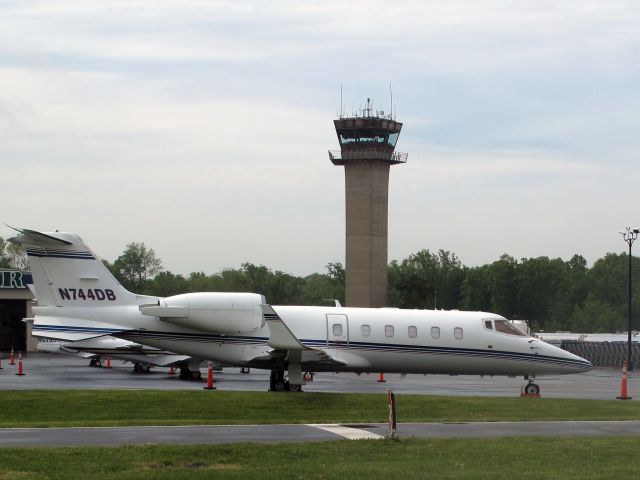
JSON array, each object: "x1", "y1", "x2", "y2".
[
  {"x1": 485, "y1": 320, "x2": 493, "y2": 330},
  {"x1": 454, "y1": 327, "x2": 463, "y2": 340},
  {"x1": 361, "y1": 324, "x2": 371, "y2": 337},
  {"x1": 332, "y1": 324, "x2": 343, "y2": 337},
  {"x1": 431, "y1": 326, "x2": 440, "y2": 339},
  {"x1": 385, "y1": 325, "x2": 394, "y2": 338},
  {"x1": 408, "y1": 326, "x2": 417, "y2": 338},
  {"x1": 494, "y1": 320, "x2": 527, "y2": 336}
]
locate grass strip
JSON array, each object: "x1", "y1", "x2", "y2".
[
  {"x1": 1, "y1": 437, "x2": 639, "y2": 479},
  {"x1": 0, "y1": 390, "x2": 639, "y2": 427}
]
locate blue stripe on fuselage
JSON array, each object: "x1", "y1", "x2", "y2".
[{"x1": 34, "y1": 324, "x2": 589, "y2": 369}]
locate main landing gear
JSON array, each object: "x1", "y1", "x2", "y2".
[
  {"x1": 88, "y1": 358, "x2": 102, "y2": 368},
  {"x1": 132, "y1": 363, "x2": 151, "y2": 374},
  {"x1": 269, "y1": 370, "x2": 303, "y2": 392},
  {"x1": 178, "y1": 367, "x2": 202, "y2": 381}
]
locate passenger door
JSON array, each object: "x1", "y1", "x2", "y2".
[{"x1": 326, "y1": 314, "x2": 349, "y2": 346}]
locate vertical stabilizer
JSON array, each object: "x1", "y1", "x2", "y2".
[{"x1": 8, "y1": 228, "x2": 143, "y2": 307}]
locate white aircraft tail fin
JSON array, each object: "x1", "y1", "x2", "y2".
[{"x1": 8, "y1": 228, "x2": 146, "y2": 307}]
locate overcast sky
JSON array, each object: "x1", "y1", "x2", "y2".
[{"x1": 2, "y1": 1, "x2": 639, "y2": 276}]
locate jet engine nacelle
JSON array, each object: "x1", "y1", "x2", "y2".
[{"x1": 140, "y1": 292, "x2": 266, "y2": 334}]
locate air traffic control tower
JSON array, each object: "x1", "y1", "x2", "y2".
[{"x1": 329, "y1": 99, "x2": 407, "y2": 307}]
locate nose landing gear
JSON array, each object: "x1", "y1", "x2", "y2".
[{"x1": 521, "y1": 380, "x2": 541, "y2": 397}]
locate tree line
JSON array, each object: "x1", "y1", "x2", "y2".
[
  {"x1": 1, "y1": 236, "x2": 638, "y2": 333},
  {"x1": 388, "y1": 249, "x2": 639, "y2": 333}
]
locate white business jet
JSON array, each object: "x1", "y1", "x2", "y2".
[{"x1": 9, "y1": 228, "x2": 592, "y2": 394}]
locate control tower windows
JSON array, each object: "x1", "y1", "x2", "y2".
[{"x1": 338, "y1": 129, "x2": 391, "y2": 145}]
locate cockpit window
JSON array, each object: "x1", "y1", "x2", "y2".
[
  {"x1": 484, "y1": 320, "x2": 493, "y2": 330},
  {"x1": 494, "y1": 320, "x2": 527, "y2": 336}
]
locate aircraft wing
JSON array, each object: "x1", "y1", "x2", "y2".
[
  {"x1": 260, "y1": 305, "x2": 367, "y2": 369},
  {"x1": 41, "y1": 334, "x2": 194, "y2": 367},
  {"x1": 262, "y1": 305, "x2": 310, "y2": 351}
]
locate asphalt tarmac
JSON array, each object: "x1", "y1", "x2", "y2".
[
  {"x1": 1, "y1": 353, "x2": 638, "y2": 447},
  {"x1": 2, "y1": 421, "x2": 640, "y2": 448},
  {"x1": 0, "y1": 352, "x2": 637, "y2": 400}
]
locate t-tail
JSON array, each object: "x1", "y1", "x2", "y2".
[{"x1": 8, "y1": 227, "x2": 150, "y2": 307}]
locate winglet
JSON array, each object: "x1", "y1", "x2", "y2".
[{"x1": 262, "y1": 305, "x2": 308, "y2": 350}]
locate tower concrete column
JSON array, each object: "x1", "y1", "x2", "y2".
[{"x1": 344, "y1": 160, "x2": 390, "y2": 307}]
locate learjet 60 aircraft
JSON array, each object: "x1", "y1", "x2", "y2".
[{"x1": 10, "y1": 228, "x2": 592, "y2": 394}]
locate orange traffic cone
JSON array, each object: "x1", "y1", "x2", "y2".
[
  {"x1": 617, "y1": 360, "x2": 632, "y2": 400},
  {"x1": 377, "y1": 372, "x2": 386, "y2": 383},
  {"x1": 15, "y1": 352, "x2": 25, "y2": 376},
  {"x1": 9, "y1": 347, "x2": 15, "y2": 366},
  {"x1": 106, "y1": 355, "x2": 111, "y2": 369},
  {"x1": 169, "y1": 366, "x2": 175, "y2": 375},
  {"x1": 204, "y1": 361, "x2": 216, "y2": 390}
]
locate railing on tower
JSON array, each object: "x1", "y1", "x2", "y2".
[{"x1": 328, "y1": 150, "x2": 408, "y2": 165}]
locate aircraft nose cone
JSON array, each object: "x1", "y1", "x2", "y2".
[
  {"x1": 536, "y1": 340, "x2": 592, "y2": 373},
  {"x1": 559, "y1": 347, "x2": 593, "y2": 373}
]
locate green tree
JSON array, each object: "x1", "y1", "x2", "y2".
[
  {"x1": 485, "y1": 254, "x2": 518, "y2": 318},
  {"x1": 326, "y1": 262, "x2": 345, "y2": 288},
  {"x1": 239, "y1": 263, "x2": 303, "y2": 304},
  {"x1": 297, "y1": 273, "x2": 344, "y2": 306},
  {"x1": 514, "y1": 256, "x2": 568, "y2": 330},
  {"x1": 569, "y1": 294, "x2": 624, "y2": 332},
  {"x1": 389, "y1": 249, "x2": 464, "y2": 309},
  {"x1": 147, "y1": 271, "x2": 189, "y2": 297},
  {"x1": 460, "y1": 266, "x2": 490, "y2": 311},
  {"x1": 0, "y1": 236, "x2": 28, "y2": 270},
  {"x1": 588, "y1": 253, "x2": 628, "y2": 310},
  {"x1": 0, "y1": 237, "x2": 11, "y2": 268},
  {"x1": 112, "y1": 242, "x2": 163, "y2": 292}
]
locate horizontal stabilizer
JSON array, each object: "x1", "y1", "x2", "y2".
[
  {"x1": 7, "y1": 226, "x2": 73, "y2": 247},
  {"x1": 140, "y1": 305, "x2": 188, "y2": 318}
]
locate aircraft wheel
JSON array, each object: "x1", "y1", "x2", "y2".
[
  {"x1": 270, "y1": 370, "x2": 287, "y2": 391},
  {"x1": 133, "y1": 363, "x2": 142, "y2": 373},
  {"x1": 273, "y1": 380, "x2": 287, "y2": 392},
  {"x1": 179, "y1": 368, "x2": 190, "y2": 380},
  {"x1": 142, "y1": 364, "x2": 151, "y2": 374},
  {"x1": 524, "y1": 382, "x2": 540, "y2": 395},
  {"x1": 289, "y1": 384, "x2": 303, "y2": 393},
  {"x1": 241, "y1": 367, "x2": 250, "y2": 374},
  {"x1": 191, "y1": 370, "x2": 202, "y2": 380},
  {"x1": 94, "y1": 359, "x2": 102, "y2": 368},
  {"x1": 89, "y1": 359, "x2": 97, "y2": 367}
]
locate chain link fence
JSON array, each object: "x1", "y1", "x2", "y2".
[{"x1": 560, "y1": 340, "x2": 640, "y2": 369}]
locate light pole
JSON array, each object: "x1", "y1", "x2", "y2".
[{"x1": 620, "y1": 227, "x2": 639, "y2": 371}]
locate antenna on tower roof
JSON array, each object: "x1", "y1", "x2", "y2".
[{"x1": 389, "y1": 82, "x2": 393, "y2": 120}]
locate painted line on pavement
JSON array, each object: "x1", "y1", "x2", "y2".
[{"x1": 307, "y1": 424, "x2": 384, "y2": 440}]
